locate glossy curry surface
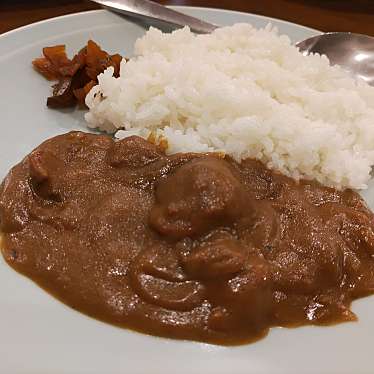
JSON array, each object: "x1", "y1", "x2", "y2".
[{"x1": 1, "y1": 132, "x2": 374, "y2": 345}]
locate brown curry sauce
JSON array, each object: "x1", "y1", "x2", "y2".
[{"x1": 1, "y1": 131, "x2": 374, "y2": 345}]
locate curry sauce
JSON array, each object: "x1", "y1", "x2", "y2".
[{"x1": 1, "y1": 132, "x2": 374, "y2": 345}]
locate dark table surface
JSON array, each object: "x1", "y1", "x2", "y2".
[{"x1": 1, "y1": 0, "x2": 374, "y2": 36}]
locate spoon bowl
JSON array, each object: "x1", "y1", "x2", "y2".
[{"x1": 296, "y1": 32, "x2": 374, "y2": 85}]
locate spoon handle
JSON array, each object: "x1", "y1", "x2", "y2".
[{"x1": 91, "y1": 0, "x2": 218, "y2": 33}]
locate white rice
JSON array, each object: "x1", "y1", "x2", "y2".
[{"x1": 85, "y1": 24, "x2": 374, "y2": 190}]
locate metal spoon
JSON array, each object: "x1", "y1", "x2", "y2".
[
  {"x1": 297, "y1": 33, "x2": 374, "y2": 85},
  {"x1": 91, "y1": 0, "x2": 374, "y2": 85},
  {"x1": 90, "y1": 0, "x2": 218, "y2": 33}
]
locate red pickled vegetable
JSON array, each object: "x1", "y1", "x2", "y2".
[{"x1": 33, "y1": 41, "x2": 124, "y2": 109}]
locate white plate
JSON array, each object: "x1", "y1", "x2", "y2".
[{"x1": 0, "y1": 7, "x2": 373, "y2": 374}]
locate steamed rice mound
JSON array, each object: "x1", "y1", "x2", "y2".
[{"x1": 85, "y1": 24, "x2": 374, "y2": 190}]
